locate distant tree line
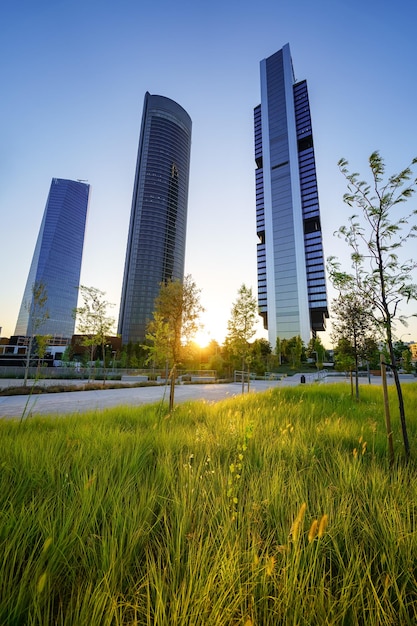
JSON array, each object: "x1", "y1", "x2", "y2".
[{"x1": 113, "y1": 332, "x2": 332, "y2": 379}]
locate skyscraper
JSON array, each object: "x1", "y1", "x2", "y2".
[
  {"x1": 118, "y1": 92, "x2": 192, "y2": 344},
  {"x1": 14, "y1": 178, "x2": 89, "y2": 339},
  {"x1": 255, "y1": 44, "x2": 328, "y2": 348}
]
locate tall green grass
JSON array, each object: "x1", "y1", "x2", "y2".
[{"x1": 1, "y1": 383, "x2": 417, "y2": 624}]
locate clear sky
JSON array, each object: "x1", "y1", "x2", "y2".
[{"x1": 1, "y1": 0, "x2": 417, "y2": 347}]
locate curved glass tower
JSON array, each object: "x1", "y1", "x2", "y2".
[
  {"x1": 118, "y1": 93, "x2": 192, "y2": 344},
  {"x1": 14, "y1": 178, "x2": 89, "y2": 339},
  {"x1": 255, "y1": 44, "x2": 328, "y2": 347}
]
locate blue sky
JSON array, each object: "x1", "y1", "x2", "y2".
[{"x1": 1, "y1": 0, "x2": 417, "y2": 346}]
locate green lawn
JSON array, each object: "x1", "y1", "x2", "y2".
[{"x1": 1, "y1": 383, "x2": 417, "y2": 625}]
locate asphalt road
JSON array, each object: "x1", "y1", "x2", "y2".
[{"x1": 0, "y1": 373, "x2": 414, "y2": 420}]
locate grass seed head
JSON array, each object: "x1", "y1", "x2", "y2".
[
  {"x1": 37, "y1": 572, "x2": 47, "y2": 594},
  {"x1": 318, "y1": 514, "x2": 328, "y2": 538},
  {"x1": 265, "y1": 555, "x2": 276, "y2": 576},
  {"x1": 308, "y1": 519, "x2": 318, "y2": 543},
  {"x1": 290, "y1": 502, "x2": 307, "y2": 542},
  {"x1": 42, "y1": 537, "x2": 53, "y2": 553}
]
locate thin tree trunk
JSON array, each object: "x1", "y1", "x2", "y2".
[
  {"x1": 101, "y1": 339, "x2": 107, "y2": 387},
  {"x1": 241, "y1": 357, "x2": 245, "y2": 394},
  {"x1": 376, "y1": 231, "x2": 410, "y2": 460},
  {"x1": 24, "y1": 336, "x2": 33, "y2": 386},
  {"x1": 89, "y1": 346, "x2": 94, "y2": 382},
  {"x1": 353, "y1": 330, "x2": 359, "y2": 400},
  {"x1": 387, "y1": 340, "x2": 410, "y2": 461},
  {"x1": 381, "y1": 354, "x2": 395, "y2": 467},
  {"x1": 169, "y1": 364, "x2": 176, "y2": 412},
  {"x1": 354, "y1": 356, "x2": 359, "y2": 401}
]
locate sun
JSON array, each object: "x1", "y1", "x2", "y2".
[{"x1": 194, "y1": 329, "x2": 212, "y2": 348}]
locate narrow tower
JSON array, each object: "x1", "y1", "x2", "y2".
[
  {"x1": 14, "y1": 178, "x2": 89, "y2": 339},
  {"x1": 255, "y1": 44, "x2": 328, "y2": 347},
  {"x1": 118, "y1": 93, "x2": 192, "y2": 344}
]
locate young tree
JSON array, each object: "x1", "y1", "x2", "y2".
[
  {"x1": 24, "y1": 282, "x2": 49, "y2": 385},
  {"x1": 73, "y1": 285, "x2": 115, "y2": 383},
  {"x1": 392, "y1": 340, "x2": 412, "y2": 369},
  {"x1": 306, "y1": 336, "x2": 325, "y2": 370},
  {"x1": 145, "y1": 275, "x2": 204, "y2": 412},
  {"x1": 333, "y1": 337, "x2": 356, "y2": 375},
  {"x1": 280, "y1": 338, "x2": 290, "y2": 365},
  {"x1": 335, "y1": 151, "x2": 417, "y2": 459},
  {"x1": 225, "y1": 284, "x2": 258, "y2": 392},
  {"x1": 327, "y1": 260, "x2": 378, "y2": 399},
  {"x1": 206, "y1": 342, "x2": 226, "y2": 379},
  {"x1": 401, "y1": 347, "x2": 413, "y2": 373},
  {"x1": 287, "y1": 335, "x2": 304, "y2": 370},
  {"x1": 249, "y1": 338, "x2": 272, "y2": 375},
  {"x1": 275, "y1": 337, "x2": 282, "y2": 366},
  {"x1": 34, "y1": 334, "x2": 52, "y2": 374}
]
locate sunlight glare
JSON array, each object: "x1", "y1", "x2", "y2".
[{"x1": 194, "y1": 329, "x2": 212, "y2": 348}]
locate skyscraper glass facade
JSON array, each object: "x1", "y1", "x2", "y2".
[
  {"x1": 118, "y1": 93, "x2": 192, "y2": 344},
  {"x1": 255, "y1": 44, "x2": 328, "y2": 347},
  {"x1": 14, "y1": 178, "x2": 89, "y2": 338}
]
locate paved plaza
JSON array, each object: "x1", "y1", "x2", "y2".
[
  {"x1": 0, "y1": 377, "x2": 298, "y2": 419},
  {"x1": 0, "y1": 373, "x2": 415, "y2": 419}
]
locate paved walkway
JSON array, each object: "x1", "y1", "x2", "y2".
[
  {"x1": 0, "y1": 374, "x2": 415, "y2": 419},
  {"x1": 0, "y1": 374, "x2": 317, "y2": 419}
]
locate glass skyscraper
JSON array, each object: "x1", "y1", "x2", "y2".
[
  {"x1": 118, "y1": 92, "x2": 192, "y2": 344},
  {"x1": 14, "y1": 178, "x2": 89, "y2": 339},
  {"x1": 255, "y1": 44, "x2": 328, "y2": 347}
]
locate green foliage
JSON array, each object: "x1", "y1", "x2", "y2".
[
  {"x1": 120, "y1": 341, "x2": 148, "y2": 369},
  {"x1": 61, "y1": 345, "x2": 73, "y2": 364},
  {"x1": 401, "y1": 348, "x2": 413, "y2": 373},
  {"x1": 145, "y1": 275, "x2": 203, "y2": 410},
  {"x1": 334, "y1": 152, "x2": 417, "y2": 458},
  {"x1": 34, "y1": 334, "x2": 51, "y2": 361},
  {"x1": 277, "y1": 336, "x2": 306, "y2": 369},
  {"x1": 333, "y1": 337, "x2": 355, "y2": 373},
  {"x1": 26, "y1": 281, "x2": 49, "y2": 337},
  {"x1": 249, "y1": 338, "x2": 272, "y2": 375},
  {"x1": 207, "y1": 351, "x2": 226, "y2": 378},
  {"x1": 73, "y1": 286, "x2": 115, "y2": 382},
  {"x1": 145, "y1": 275, "x2": 203, "y2": 368},
  {"x1": 328, "y1": 259, "x2": 378, "y2": 357},
  {"x1": 225, "y1": 284, "x2": 257, "y2": 350},
  {"x1": 2, "y1": 385, "x2": 417, "y2": 623},
  {"x1": 24, "y1": 282, "x2": 49, "y2": 385},
  {"x1": 327, "y1": 272, "x2": 378, "y2": 401},
  {"x1": 306, "y1": 336, "x2": 325, "y2": 368},
  {"x1": 363, "y1": 337, "x2": 381, "y2": 370},
  {"x1": 225, "y1": 285, "x2": 259, "y2": 386}
]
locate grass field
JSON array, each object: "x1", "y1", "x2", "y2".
[{"x1": 1, "y1": 383, "x2": 417, "y2": 625}]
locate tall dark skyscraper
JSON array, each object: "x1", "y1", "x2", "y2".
[
  {"x1": 255, "y1": 44, "x2": 328, "y2": 348},
  {"x1": 118, "y1": 92, "x2": 192, "y2": 344},
  {"x1": 14, "y1": 178, "x2": 89, "y2": 339}
]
